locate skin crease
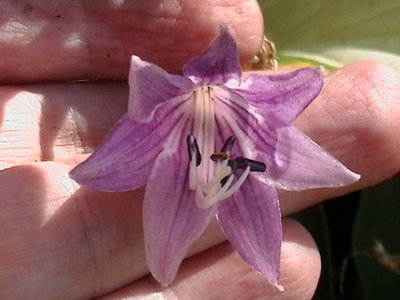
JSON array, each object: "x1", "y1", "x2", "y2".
[{"x1": 1, "y1": 0, "x2": 400, "y2": 299}]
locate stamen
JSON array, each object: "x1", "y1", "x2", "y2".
[
  {"x1": 210, "y1": 152, "x2": 229, "y2": 162},
  {"x1": 200, "y1": 174, "x2": 234, "y2": 209},
  {"x1": 210, "y1": 136, "x2": 235, "y2": 162},
  {"x1": 204, "y1": 87, "x2": 216, "y2": 180},
  {"x1": 229, "y1": 157, "x2": 266, "y2": 172},
  {"x1": 188, "y1": 88, "x2": 267, "y2": 209},
  {"x1": 221, "y1": 136, "x2": 235, "y2": 153},
  {"x1": 246, "y1": 159, "x2": 266, "y2": 172},
  {"x1": 220, "y1": 175, "x2": 231, "y2": 186},
  {"x1": 216, "y1": 166, "x2": 251, "y2": 201},
  {"x1": 192, "y1": 87, "x2": 216, "y2": 184},
  {"x1": 189, "y1": 150, "x2": 198, "y2": 190},
  {"x1": 187, "y1": 134, "x2": 201, "y2": 166},
  {"x1": 187, "y1": 134, "x2": 201, "y2": 191},
  {"x1": 201, "y1": 165, "x2": 232, "y2": 192}
]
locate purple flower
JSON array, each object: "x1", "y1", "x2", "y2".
[{"x1": 69, "y1": 25, "x2": 360, "y2": 289}]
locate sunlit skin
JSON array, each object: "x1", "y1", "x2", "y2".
[{"x1": 1, "y1": 1, "x2": 400, "y2": 299}]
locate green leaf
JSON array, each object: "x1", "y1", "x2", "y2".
[
  {"x1": 260, "y1": 0, "x2": 400, "y2": 69},
  {"x1": 352, "y1": 176, "x2": 400, "y2": 300},
  {"x1": 278, "y1": 54, "x2": 339, "y2": 70},
  {"x1": 294, "y1": 205, "x2": 337, "y2": 300}
]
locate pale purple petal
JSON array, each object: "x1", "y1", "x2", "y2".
[
  {"x1": 70, "y1": 97, "x2": 191, "y2": 192},
  {"x1": 213, "y1": 93, "x2": 360, "y2": 190},
  {"x1": 217, "y1": 177, "x2": 282, "y2": 288},
  {"x1": 183, "y1": 25, "x2": 241, "y2": 85},
  {"x1": 143, "y1": 143, "x2": 216, "y2": 286},
  {"x1": 257, "y1": 125, "x2": 360, "y2": 190},
  {"x1": 128, "y1": 55, "x2": 195, "y2": 122},
  {"x1": 226, "y1": 68, "x2": 323, "y2": 124}
]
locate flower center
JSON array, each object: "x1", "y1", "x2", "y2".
[
  {"x1": 187, "y1": 134, "x2": 266, "y2": 209},
  {"x1": 187, "y1": 86, "x2": 266, "y2": 209}
]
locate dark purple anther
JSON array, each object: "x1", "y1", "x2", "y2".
[{"x1": 187, "y1": 134, "x2": 201, "y2": 166}]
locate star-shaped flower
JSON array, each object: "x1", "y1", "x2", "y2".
[{"x1": 70, "y1": 25, "x2": 360, "y2": 289}]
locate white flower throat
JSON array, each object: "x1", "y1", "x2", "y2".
[{"x1": 187, "y1": 86, "x2": 266, "y2": 209}]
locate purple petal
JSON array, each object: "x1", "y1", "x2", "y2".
[
  {"x1": 227, "y1": 68, "x2": 323, "y2": 124},
  {"x1": 217, "y1": 177, "x2": 282, "y2": 288},
  {"x1": 70, "y1": 97, "x2": 191, "y2": 192},
  {"x1": 143, "y1": 141, "x2": 216, "y2": 286},
  {"x1": 128, "y1": 55, "x2": 195, "y2": 122},
  {"x1": 183, "y1": 25, "x2": 242, "y2": 85},
  {"x1": 213, "y1": 93, "x2": 360, "y2": 190},
  {"x1": 258, "y1": 125, "x2": 360, "y2": 190}
]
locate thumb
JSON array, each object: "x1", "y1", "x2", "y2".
[{"x1": 0, "y1": 0, "x2": 263, "y2": 83}]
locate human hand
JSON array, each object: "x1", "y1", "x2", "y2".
[{"x1": 1, "y1": 1, "x2": 400, "y2": 299}]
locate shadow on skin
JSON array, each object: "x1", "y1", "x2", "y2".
[
  {"x1": 0, "y1": 82, "x2": 127, "y2": 167},
  {"x1": 0, "y1": 161, "x2": 226, "y2": 298}
]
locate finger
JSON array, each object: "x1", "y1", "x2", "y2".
[
  {"x1": 282, "y1": 61, "x2": 400, "y2": 214},
  {"x1": 2, "y1": 61, "x2": 398, "y2": 299},
  {"x1": 96, "y1": 219, "x2": 321, "y2": 300},
  {"x1": 0, "y1": 82, "x2": 128, "y2": 168},
  {"x1": 0, "y1": 165, "x2": 320, "y2": 300},
  {"x1": 2, "y1": 61, "x2": 400, "y2": 205},
  {"x1": 0, "y1": 0, "x2": 263, "y2": 83},
  {"x1": 0, "y1": 162, "x2": 225, "y2": 299}
]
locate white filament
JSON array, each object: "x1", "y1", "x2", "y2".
[
  {"x1": 201, "y1": 165, "x2": 231, "y2": 193},
  {"x1": 200, "y1": 175, "x2": 234, "y2": 209},
  {"x1": 189, "y1": 150, "x2": 198, "y2": 190},
  {"x1": 191, "y1": 86, "x2": 216, "y2": 185},
  {"x1": 188, "y1": 86, "x2": 251, "y2": 209},
  {"x1": 215, "y1": 166, "x2": 251, "y2": 200}
]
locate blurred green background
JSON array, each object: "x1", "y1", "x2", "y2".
[
  {"x1": 260, "y1": 0, "x2": 400, "y2": 70},
  {"x1": 259, "y1": 1, "x2": 400, "y2": 299}
]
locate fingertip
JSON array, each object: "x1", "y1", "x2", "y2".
[
  {"x1": 99, "y1": 218, "x2": 321, "y2": 300},
  {"x1": 278, "y1": 218, "x2": 321, "y2": 300},
  {"x1": 157, "y1": 0, "x2": 265, "y2": 72},
  {"x1": 301, "y1": 61, "x2": 400, "y2": 187},
  {"x1": 280, "y1": 61, "x2": 400, "y2": 215}
]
